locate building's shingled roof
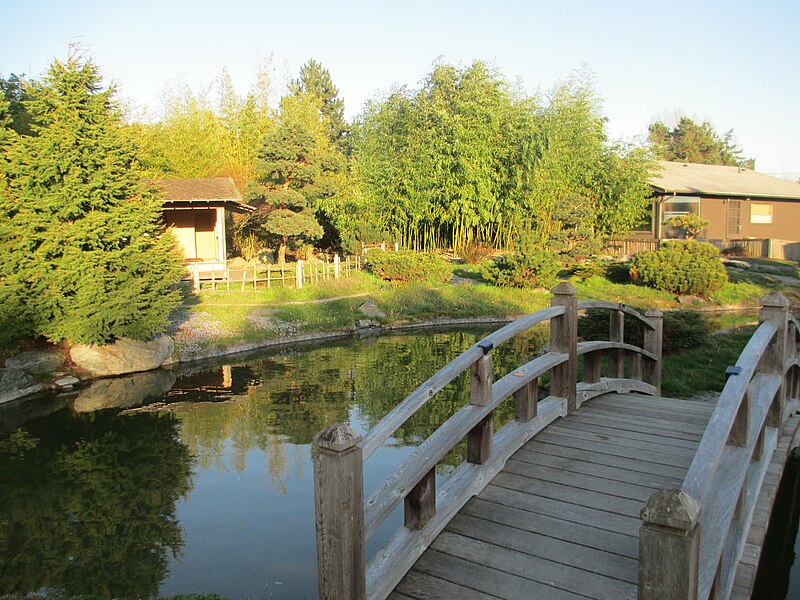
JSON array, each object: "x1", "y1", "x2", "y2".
[
  {"x1": 158, "y1": 177, "x2": 243, "y2": 202},
  {"x1": 649, "y1": 161, "x2": 800, "y2": 200}
]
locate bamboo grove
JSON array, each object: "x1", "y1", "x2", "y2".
[{"x1": 113, "y1": 59, "x2": 655, "y2": 254}]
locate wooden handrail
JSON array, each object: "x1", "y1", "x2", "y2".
[
  {"x1": 639, "y1": 292, "x2": 796, "y2": 600},
  {"x1": 314, "y1": 284, "x2": 666, "y2": 600},
  {"x1": 577, "y1": 300, "x2": 657, "y2": 330},
  {"x1": 360, "y1": 305, "x2": 565, "y2": 459},
  {"x1": 680, "y1": 319, "x2": 778, "y2": 504}
]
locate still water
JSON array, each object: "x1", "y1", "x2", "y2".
[{"x1": 0, "y1": 326, "x2": 546, "y2": 599}]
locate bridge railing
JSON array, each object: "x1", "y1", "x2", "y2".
[
  {"x1": 639, "y1": 293, "x2": 800, "y2": 600},
  {"x1": 312, "y1": 282, "x2": 664, "y2": 600}
]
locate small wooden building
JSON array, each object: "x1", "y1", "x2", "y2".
[
  {"x1": 649, "y1": 161, "x2": 800, "y2": 254},
  {"x1": 159, "y1": 177, "x2": 254, "y2": 273}
]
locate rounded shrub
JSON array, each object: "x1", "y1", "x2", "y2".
[
  {"x1": 365, "y1": 251, "x2": 452, "y2": 282},
  {"x1": 482, "y1": 250, "x2": 560, "y2": 289},
  {"x1": 630, "y1": 240, "x2": 728, "y2": 296}
]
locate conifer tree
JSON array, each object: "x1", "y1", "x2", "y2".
[
  {"x1": 292, "y1": 59, "x2": 347, "y2": 147},
  {"x1": 0, "y1": 51, "x2": 184, "y2": 345}
]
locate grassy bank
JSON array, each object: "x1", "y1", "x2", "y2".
[{"x1": 170, "y1": 261, "x2": 781, "y2": 359}]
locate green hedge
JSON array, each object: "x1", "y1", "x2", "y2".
[
  {"x1": 630, "y1": 240, "x2": 728, "y2": 296},
  {"x1": 365, "y1": 251, "x2": 452, "y2": 282}
]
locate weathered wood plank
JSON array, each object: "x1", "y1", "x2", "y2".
[
  {"x1": 533, "y1": 429, "x2": 695, "y2": 469},
  {"x1": 479, "y1": 483, "x2": 643, "y2": 537},
  {"x1": 592, "y1": 393, "x2": 715, "y2": 416},
  {"x1": 393, "y1": 566, "x2": 501, "y2": 600},
  {"x1": 551, "y1": 417, "x2": 701, "y2": 449},
  {"x1": 407, "y1": 548, "x2": 584, "y2": 600},
  {"x1": 447, "y1": 512, "x2": 638, "y2": 582},
  {"x1": 503, "y1": 457, "x2": 658, "y2": 502},
  {"x1": 545, "y1": 423, "x2": 698, "y2": 459},
  {"x1": 509, "y1": 448, "x2": 682, "y2": 490},
  {"x1": 517, "y1": 440, "x2": 689, "y2": 481},
  {"x1": 431, "y1": 531, "x2": 637, "y2": 600},
  {"x1": 462, "y1": 496, "x2": 639, "y2": 558},
  {"x1": 565, "y1": 411, "x2": 705, "y2": 442},
  {"x1": 577, "y1": 300, "x2": 656, "y2": 330},
  {"x1": 492, "y1": 471, "x2": 645, "y2": 517}
]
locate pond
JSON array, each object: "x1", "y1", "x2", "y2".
[{"x1": 0, "y1": 326, "x2": 547, "y2": 599}]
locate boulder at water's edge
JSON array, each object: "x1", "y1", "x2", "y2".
[{"x1": 70, "y1": 335, "x2": 174, "y2": 377}]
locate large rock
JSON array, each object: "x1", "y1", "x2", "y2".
[
  {"x1": 5, "y1": 350, "x2": 64, "y2": 374},
  {"x1": 0, "y1": 368, "x2": 38, "y2": 403},
  {"x1": 358, "y1": 300, "x2": 386, "y2": 319},
  {"x1": 72, "y1": 369, "x2": 176, "y2": 412},
  {"x1": 70, "y1": 335, "x2": 174, "y2": 377}
]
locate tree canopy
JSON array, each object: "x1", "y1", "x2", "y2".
[
  {"x1": 0, "y1": 51, "x2": 184, "y2": 345},
  {"x1": 648, "y1": 116, "x2": 754, "y2": 168}
]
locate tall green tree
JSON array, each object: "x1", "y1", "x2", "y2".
[
  {"x1": 292, "y1": 58, "x2": 347, "y2": 148},
  {"x1": 648, "y1": 116, "x2": 754, "y2": 168},
  {"x1": 0, "y1": 51, "x2": 184, "y2": 345}
]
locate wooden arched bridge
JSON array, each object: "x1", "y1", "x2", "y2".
[{"x1": 312, "y1": 283, "x2": 800, "y2": 600}]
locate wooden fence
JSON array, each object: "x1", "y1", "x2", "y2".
[
  {"x1": 605, "y1": 238, "x2": 781, "y2": 259},
  {"x1": 312, "y1": 283, "x2": 664, "y2": 600},
  {"x1": 188, "y1": 254, "x2": 362, "y2": 292}
]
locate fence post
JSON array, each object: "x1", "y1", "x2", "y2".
[
  {"x1": 296, "y1": 260, "x2": 303, "y2": 289},
  {"x1": 639, "y1": 489, "x2": 701, "y2": 600},
  {"x1": 313, "y1": 423, "x2": 366, "y2": 600},
  {"x1": 192, "y1": 265, "x2": 200, "y2": 293},
  {"x1": 334, "y1": 254, "x2": 340, "y2": 279},
  {"x1": 550, "y1": 282, "x2": 578, "y2": 413},
  {"x1": 760, "y1": 293, "x2": 789, "y2": 430},
  {"x1": 644, "y1": 309, "x2": 663, "y2": 394}
]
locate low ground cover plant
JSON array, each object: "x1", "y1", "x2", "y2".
[{"x1": 630, "y1": 240, "x2": 728, "y2": 296}]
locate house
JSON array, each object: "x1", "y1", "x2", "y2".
[
  {"x1": 648, "y1": 161, "x2": 800, "y2": 258},
  {"x1": 159, "y1": 177, "x2": 254, "y2": 273}
]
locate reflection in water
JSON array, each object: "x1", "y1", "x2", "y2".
[
  {"x1": 0, "y1": 326, "x2": 547, "y2": 599},
  {"x1": 0, "y1": 410, "x2": 192, "y2": 598}
]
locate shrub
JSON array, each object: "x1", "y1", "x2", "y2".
[
  {"x1": 630, "y1": 240, "x2": 728, "y2": 296},
  {"x1": 665, "y1": 213, "x2": 710, "y2": 238},
  {"x1": 459, "y1": 242, "x2": 494, "y2": 264},
  {"x1": 365, "y1": 251, "x2": 452, "y2": 282},
  {"x1": 569, "y1": 261, "x2": 607, "y2": 281},
  {"x1": 482, "y1": 250, "x2": 560, "y2": 289},
  {"x1": 578, "y1": 308, "x2": 710, "y2": 354},
  {"x1": 721, "y1": 245, "x2": 748, "y2": 257}
]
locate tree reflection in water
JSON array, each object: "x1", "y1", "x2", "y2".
[{"x1": 0, "y1": 410, "x2": 192, "y2": 598}]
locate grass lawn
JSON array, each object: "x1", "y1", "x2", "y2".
[{"x1": 171, "y1": 254, "x2": 787, "y2": 358}]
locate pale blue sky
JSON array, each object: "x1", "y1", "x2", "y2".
[{"x1": 2, "y1": 0, "x2": 799, "y2": 178}]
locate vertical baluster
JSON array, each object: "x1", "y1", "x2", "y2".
[
  {"x1": 467, "y1": 353, "x2": 493, "y2": 464},
  {"x1": 760, "y1": 293, "x2": 789, "y2": 430},
  {"x1": 609, "y1": 309, "x2": 625, "y2": 379},
  {"x1": 644, "y1": 309, "x2": 664, "y2": 394},
  {"x1": 550, "y1": 283, "x2": 578, "y2": 413}
]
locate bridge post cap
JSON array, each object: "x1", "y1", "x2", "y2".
[
  {"x1": 760, "y1": 292, "x2": 790, "y2": 309},
  {"x1": 644, "y1": 308, "x2": 664, "y2": 318},
  {"x1": 551, "y1": 281, "x2": 577, "y2": 296},
  {"x1": 640, "y1": 488, "x2": 700, "y2": 530},
  {"x1": 313, "y1": 422, "x2": 363, "y2": 452}
]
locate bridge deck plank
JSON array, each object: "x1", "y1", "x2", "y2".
[{"x1": 394, "y1": 392, "x2": 711, "y2": 600}]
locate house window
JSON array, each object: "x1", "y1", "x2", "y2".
[
  {"x1": 662, "y1": 196, "x2": 700, "y2": 224},
  {"x1": 750, "y1": 203, "x2": 773, "y2": 224}
]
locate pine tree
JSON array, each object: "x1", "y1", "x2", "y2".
[
  {"x1": 0, "y1": 51, "x2": 184, "y2": 345},
  {"x1": 292, "y1": 59, "x2": 347, "y2": 147}
]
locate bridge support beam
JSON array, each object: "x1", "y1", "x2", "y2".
[
  {"x1": 760, "y1": 293, "x2": 789, "y2": 431},
  {"x1": 639, "y1": 488, "x2": 701, "y2": 600}
]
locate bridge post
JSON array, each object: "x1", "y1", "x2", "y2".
[
  {"x1": 550, "y1": 282, "x2": 577, "y2": 413},
  {"x1": 312, "y1": 423, "x2": 366, "y2": 600},
  {"x1": 759, "y1": 293, "x2": 789, "y2": 430},
  {"x1": 639, "y1": 488, "x2": 701, "y2": 600},
  {"x1": 644, "y1": 309, "x2": 663, "y2": 395},
  {"x1": 609, "y1": 309, "x2": 625, "y2": 378}
]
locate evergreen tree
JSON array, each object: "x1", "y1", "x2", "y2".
[
  {"x1": 648, "y1": 116, "x2": 754, "y2": 168},
  {"x1": 245, "y1": 101, "x2": 326, "y2": 266},
  {"x1": 0, "y1": 51, "x2": 184, "y2": 345},
  {"x1": 292, "y1": 59, "x2": 347, "y2": 148}
]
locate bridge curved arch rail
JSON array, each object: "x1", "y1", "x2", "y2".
[{"x1": 312, "y1": 282, "x2": 665, "y2": 600}]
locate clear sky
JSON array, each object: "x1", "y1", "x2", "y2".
[{"x1": 2, "y1": 0, "x2": 799, "y2": 179}]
